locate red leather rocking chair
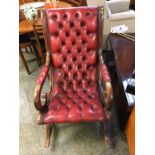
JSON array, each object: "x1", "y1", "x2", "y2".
[{"x1": 34, "y1": 6, "x2": 113, "y2": 148}]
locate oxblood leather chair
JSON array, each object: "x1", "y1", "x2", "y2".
[{"x1": 34, "y1": 6, "x2": 113, "y2": 148}]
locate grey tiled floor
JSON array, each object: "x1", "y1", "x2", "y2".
[{"x1": 19, "y1": 52, "x2": 130, "y2": 155}]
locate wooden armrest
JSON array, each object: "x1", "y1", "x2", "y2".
[
  {"x1": 34, "y1": 53, "x2": 50, "y2": 112},
  {"x1": 100, "y1": 63, "x2": 113, "y2": 110},
  {"x1": 98, "y1": 49, "x2": 113, "y2": 110}
]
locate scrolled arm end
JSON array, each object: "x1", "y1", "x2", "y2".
[
  {"x1": 34, "y1": 85, "x2": 44, "y2": 112},
  {"x1": 34, "y1": 53, "x2": 50, "y2": 112}
]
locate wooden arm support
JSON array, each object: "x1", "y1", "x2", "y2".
[
  {"x1": 34, "y1": 52, "x2": 50, "y2": 112},
  {"x1": 99, "y1": 49, "x2": 113, "y2": 110}
]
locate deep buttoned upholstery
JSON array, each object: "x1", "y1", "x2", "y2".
[{"x1": 36, "y1": 7, "x2": 108, "y2": 124}]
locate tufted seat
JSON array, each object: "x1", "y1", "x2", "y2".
[
  {"x1": 34, "y1": 6, "x2": 113, "y2": 148},
  {"x1": 43, "y1": 86, "x2": 105, "y2": 123}
]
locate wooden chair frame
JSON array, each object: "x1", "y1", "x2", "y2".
[{"x1": 34, "y1": 6, "x2": 114, "y2": 148}]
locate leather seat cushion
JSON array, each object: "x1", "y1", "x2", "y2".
[{"x1": 42, "y1": 86, "x2": 105, "y2": 123}]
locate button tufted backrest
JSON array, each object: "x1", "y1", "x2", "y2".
[{"x1": 44, "y1": 7, "x2": 100, "y2": 93}]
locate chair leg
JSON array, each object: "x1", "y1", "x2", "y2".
[
  {"x1": 32, "y1": 44, "x2": 42, "y2": 66},
  {"x1": 30, "y1": 46, "x2": 34, "y2": 53},
  {"x1": 103, "y1": 118, "x2": 113, "y2": 147},
  {"x1": 35, "y1": 41, "x2": 45, "y2": 64},
  {"x1": 19, "y1": 48, "x2": 30, "y2": 75},
  {"x1": 44, "y1": 124, "x2": 54, "y2": 148},
  {"x1": 25, "y1": 47, "x2": 29, "y2": 53}
]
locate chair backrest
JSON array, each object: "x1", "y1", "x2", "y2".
[
  {"x1": 107, "y1": 0, "x2": 130, "y2": 14},
  {"x1": 42, "y1": 7, "x2": 103, "y2": 91},
  {"x1": 60, "y1": 0, "x2": 87, "y2": 6},
  {"x1": 105, "y1": 0, "x2": 135, "y2": 20},
  {"x1": 33, "y1": 19, "x2": 45, "y2": 63}
]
